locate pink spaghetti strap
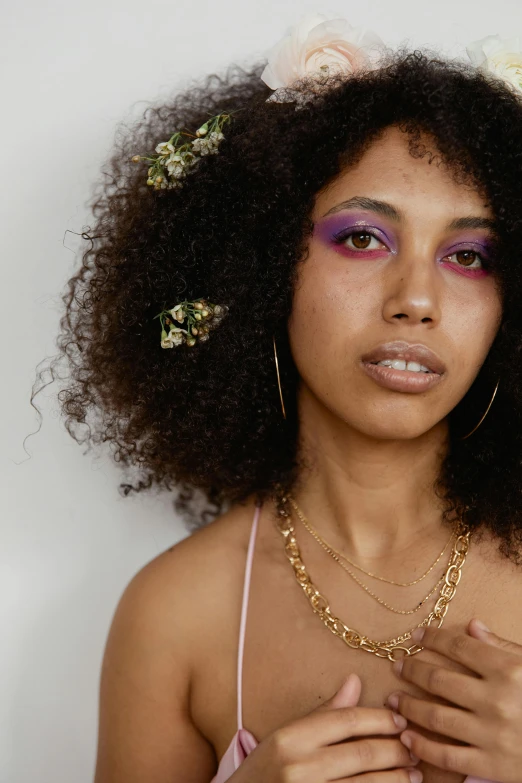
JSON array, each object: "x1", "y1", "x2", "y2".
[{"x1": 236, "y1": 501, "x2": 262, "y2": 730}]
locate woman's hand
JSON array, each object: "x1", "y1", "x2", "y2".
[
  {"x1": 387, "y1": 617, "x2": 522, "y2": 782},
  {"x1": 230, "y1": 672, "x2": 422, "y2": 782}
]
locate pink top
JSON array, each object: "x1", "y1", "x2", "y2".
[{"x1": 209, "y1": 501, "x2": 497, "y2": 783}]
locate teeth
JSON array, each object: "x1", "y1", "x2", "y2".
[{"x1": 375, "y1": 359, "x2": 431, "y2": 373}]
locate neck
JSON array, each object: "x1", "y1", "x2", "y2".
[{"x1": 289, "y1": 385, "x2": 452, "y2": 566}]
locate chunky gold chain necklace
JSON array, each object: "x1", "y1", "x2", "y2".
[
  {"x1": 274, "y1": 494, "x2": 471, "y2": 662},
  {"x1": 289, "y1": 497, "x2": 454, "y2": 615},
  {"x1": 288, "y1": 496, "x2": 454, "y2": 587}
]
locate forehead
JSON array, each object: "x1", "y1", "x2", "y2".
[{"x1": 312, "y1": 125, "x2": 492, "y2": 223}]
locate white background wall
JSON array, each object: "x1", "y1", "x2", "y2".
[{"x1": 3, "y1": 1, "x2": 522, "y2": 781}]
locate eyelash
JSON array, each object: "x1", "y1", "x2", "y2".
[
  {"x1": 332, "y1": 228, "x2": 490, "y2": 271},
  {"x1": 333, "y1": 229, "x2": 388, "y2": 253}
]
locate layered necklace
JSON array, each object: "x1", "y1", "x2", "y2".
[{"x1": 274, "y1": 492, "x2": 471, "y2": 663}]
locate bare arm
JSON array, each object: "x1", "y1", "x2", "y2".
[{"x1": 93, "y1": 549, "x2": 217, "y2": 783}]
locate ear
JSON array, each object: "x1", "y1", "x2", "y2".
[{"x1": 468, "y1": 617, "x2": 522, "y2": 656}]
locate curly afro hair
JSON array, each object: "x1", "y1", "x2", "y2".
[{"x1": 31, "y1": 46, "x2": 522, "y2": 559}]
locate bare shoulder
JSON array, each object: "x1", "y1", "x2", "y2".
[
  {"x1": 148, "y1": 494, "x2": 259, "y2": 620},
  {"x1": 109, "y1": 493, "x2": 258, "y2": 656},
  {"x1": 94, "y1": 495, "x2": 259, "y2": 783}
]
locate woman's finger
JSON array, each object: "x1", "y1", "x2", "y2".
[
  {"x1": 410, "y1": 624, "x2": 517, "y2": 679},
  {"x1": 348, "y1": 770, "x2": 421, "y2": 783},
  {"x1": 390, "y1": 691, "x2": 484, "y2": 746},
  {"x1": 468, "y1": 617, "x2": 522, "y2": 656},
  {"x1": 297, "y1": 737, "x2": 418, "y2": 781},
  {"x1": 393, "y1": 655, "x2": 483, "y2": 711},
  {"x1": 398, "y1": 729, "x2": 488, "y2": 778},
  {"x1": 279, "y1": 705, "x2": 406, "y2": 753}
]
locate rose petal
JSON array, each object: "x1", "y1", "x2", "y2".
[{"x1": 260, "y1": 12, "x2": 384, "y2": 91}]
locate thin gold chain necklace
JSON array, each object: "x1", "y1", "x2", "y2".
[
  {"x1": 288, "y1": 496, "x2": 454, "y2": 587},
  {"x1": 274, "y1": 494, "x2": 471, "y2": 662},
  {"x1": 289, "y1": 497, "x2": 454, "y2": 615}
]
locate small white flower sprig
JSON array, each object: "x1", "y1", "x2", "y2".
[
  {"x1": 153, "y1": 298, "x2": 229, "y2": 348},
  {"x1": 131, "y1": 112, "x2": 237, "y2": 190}
]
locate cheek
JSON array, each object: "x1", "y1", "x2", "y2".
[
  {"x1": 291, "y1": 248, "x2": 384, "y2": 319},
  {"x1": 446, "y1": 289, "x2": 502, "y2": 368},
  {"x1": 287, "y1": 258, "x2": 373, "y2": 371}
]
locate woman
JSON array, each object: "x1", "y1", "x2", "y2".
[{"x1": 48, "y1": 13, "x2": 522, "y2": 783}]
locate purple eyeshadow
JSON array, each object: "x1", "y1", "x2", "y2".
[
  {"x1": 313, "y1": 213, "x2": 396, "y2": 248},
  {"x1": 443, "y1": 239, "x2": 492, "y2": 260},
  {"x1": 313, "y1": 214, "x2": 494, "y2": 269}
]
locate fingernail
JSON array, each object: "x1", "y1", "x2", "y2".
[
  {"x1": 407, "y1": 769, "x2": 423, "y2": 783},
  {"x1": 401, "y1": 732, "x2": 413, "y2": 749},
  {"x1": 411, "y1": 627, "x2": 425, "y2": 643},
  {"x1": 474, "y1": 619, "x2": 490, "y2": 632},
  {"x1": 392, "y1": 712, "x2": 407, "y2": 730},
  {"x1": 387, "y1": 692, "x2": 400, "y2": 710}
]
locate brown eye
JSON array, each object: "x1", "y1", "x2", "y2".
[
  {"x1": 455, "y1": 250, "x2": 479, "y2": 267},
  {"x1": 350, "y1": 233, "x2": 373, "y2": 249}
]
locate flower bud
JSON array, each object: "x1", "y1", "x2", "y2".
[
  {"x1": 196, "y1": 123, "x2": 209, "y2": 137},
  {"x1": 187, "y1": 337, "x2": 196, "y2": 346},
  {"x1": 156, "y1": 175, "x2": 163, "y2": 183},
  {"x1": 201, "y1": 309, "x2": 209, "y2": 317},
  {"x1": 194, "y1": 312, "x2": 202, "y2": 320},
  {"x1": 194, "y1": 301, "x2": 204, "y2": 309},
  {"x1": 147, "y1": 178, "x2": 154, "y2": 186},
  {"x1": 131, "y1": 155, "x2": 141, "y2": 163},
  {"x1": 191, "y1": 327, "x2": 199, "y2": 336}
]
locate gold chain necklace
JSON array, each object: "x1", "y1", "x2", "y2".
[
  {"x1": 289, "y1": 497, "x2": 453, "y2": 615},
  {"x1": 274, "y1": 494, "x2": 471, "y2": 662},
  {"x1": 288, "y1": 496, "x2": 454, "y2": 587}
]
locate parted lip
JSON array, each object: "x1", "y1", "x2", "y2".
[{"x1": 361, "y1": 341, "x2": 446, "y2": 375}]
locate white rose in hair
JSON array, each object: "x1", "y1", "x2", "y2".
[
  {"x1": 260, "y1": 12, "x2": 385, "y2": 94},
  {"x1": 467, "y1": 35, "x2": 522, "y2": 92}
]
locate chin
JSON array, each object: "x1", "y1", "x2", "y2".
[
  {"x1": 336, "y1": 408, "x2": 443, "y2": 442},
  {"x1": 356, "y1": 423, "x2": 432, "y2": 441}
]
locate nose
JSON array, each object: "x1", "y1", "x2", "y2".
[{"x1": 381, "y1": 251, "x2": 442, "y2": 327}]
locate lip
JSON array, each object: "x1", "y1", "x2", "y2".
[
  {"x1": 361, "y1": 341, "x2": 446, "y2": 374},
  {"x1": 360, "y1": 340, "x2": 446, "y2": 394}
]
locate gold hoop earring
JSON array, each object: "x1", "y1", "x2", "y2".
[
  {"x1": 460, "y1": 379, "x2": 500, "y2": 440},
  {"x1": 273, "y1": 335, "x2": 286, "y2": 419},
  {"x1": 270, "y1": 336, "x2": 499, "y2": 435}
]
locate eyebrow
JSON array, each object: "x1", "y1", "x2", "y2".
[{"x1": 322, "y1": 196, "x2": 496, "y2": 231}]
